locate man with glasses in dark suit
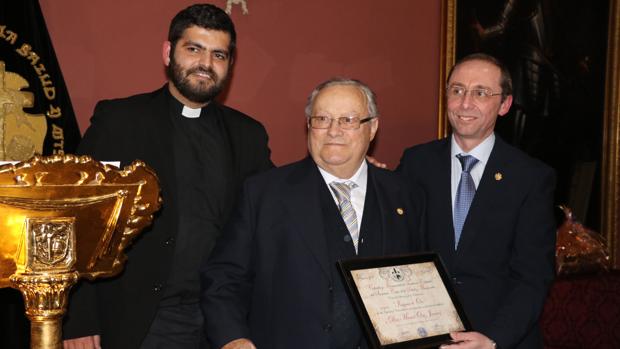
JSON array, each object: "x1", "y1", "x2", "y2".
[
  {"x1": 201, "y1": 78, "x2": 424, "y2": 349},
  {"x1": 398, "y1": 53, "x2": 556, "y2": 349}
]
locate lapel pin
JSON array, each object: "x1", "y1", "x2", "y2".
[
  {"x1": 396, "y1": 208, "x2": 404, "y2": 215},
  {"x1": 495, "y1": 172, "x2": 503, "y2": 181}
]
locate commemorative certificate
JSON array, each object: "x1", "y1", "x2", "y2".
[{"x1": 338, "y1": 253, "x2": 471, "y2": 348}]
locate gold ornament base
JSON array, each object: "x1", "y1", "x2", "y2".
[{"x1": 10, "y1": 272, "x2": 79, "y2": 349}]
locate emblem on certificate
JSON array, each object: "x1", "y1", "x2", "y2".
[{"x1": 338, "y1": 253, "x2": 471, "y2": 348}]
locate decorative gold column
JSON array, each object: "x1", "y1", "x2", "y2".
[
  {"x1": 0, "y1": 154, "x2": 161, "y2": 349},
  {"x1": 10, "y1": 273, "x2": 78, "y2": 349}
]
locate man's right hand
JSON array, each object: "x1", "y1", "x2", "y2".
[
  {"x1": 366, "y1": 155, "x2": 388, "y2": 169},
  {"x1": 63, "y1": 335, "x2": 101, "y2": 349},
  {"x1": 221, "y1": 338, "x2": 256, "y2": 349}
]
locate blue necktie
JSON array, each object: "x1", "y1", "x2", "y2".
[{"x1": 453, "y1": 154, "x2": 479, "y2": 249}]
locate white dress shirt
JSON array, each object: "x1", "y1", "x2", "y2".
[{"x1": 318, "y1": 160, "x2": 368, "y2": 226}]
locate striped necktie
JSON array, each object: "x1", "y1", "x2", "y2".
[
  {"x1": 330, "y1": 181, "x2": 360, "y2": 253},
  {"x1": 453, "y1": 154, "x2": 478, "y2": 249}
]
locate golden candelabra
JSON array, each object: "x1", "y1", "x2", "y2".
[{"x1": 0, "y1": 154, "x2": 161, "y2": 349}]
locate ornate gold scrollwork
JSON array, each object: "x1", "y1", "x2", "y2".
[{"x1": 0, "y1": 154, "x2": 161, "y2": 348}]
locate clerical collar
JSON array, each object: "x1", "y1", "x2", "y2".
[
  {"x1": 166, "y1": 85, "x2": 211, "y2": 119},
  {"x1": 182, "y1": 105, "x2": 201, "y2": 118}
]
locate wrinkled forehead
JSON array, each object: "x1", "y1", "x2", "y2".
[
  {"x1": 177, "y1": 26, "x2": 231, "y2": 48},
  {"x1": 312, "y1": 85, "x2": 368, "y2": 115}
]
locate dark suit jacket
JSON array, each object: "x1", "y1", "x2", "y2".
[
  {"x1": 200, "y1": 157, "x2": 424, "y2": 349},
  {"x1": 397, "y1": 136, "x2": 556, "y2": 349},
  {"x1": 63, "y1": 86, "x2": 272, "y2": 348}
]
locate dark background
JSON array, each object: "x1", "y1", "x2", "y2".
[{"x1": 456, "y1": 0, "x2": 610, "y2": 230}]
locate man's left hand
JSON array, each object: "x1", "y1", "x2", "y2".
[{"x1": 440, "y1": 331, "x2": 496, "y2": 349}]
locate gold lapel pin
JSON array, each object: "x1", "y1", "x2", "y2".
[
  {"x1": 396, "y1": 208, "x2": 404, "y2": 215},
  {"x1": 495, "y1": 172, "x2": 503, "y2": 181}
]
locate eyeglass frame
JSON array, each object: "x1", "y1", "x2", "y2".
[
  {"x1": 446, "y1": 85, "x2": 504, "y2": 102},
  {"x1": 307, "y1": 115, "x2": 376, "y2": 130}
]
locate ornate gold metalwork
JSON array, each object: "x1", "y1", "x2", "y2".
[
  {"x1": 0, "y1": 61, "x2": 47, "y2": 161},
  {"x1": 27, "y1": 217, "x2": 76, "y2": 271},
  {"x1": 440, "y1": 0, "x2": 620, "y2": 268},
  {"x1": 10, "y1": 272, "x2": 78, "y2": 349},
  {"x1": 0, "y1": 154, "x2": 161, "y2": 348}
]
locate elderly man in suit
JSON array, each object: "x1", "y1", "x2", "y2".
[
  {"x1": 398, "y1": 53, "x2": 556, "y2": 349},
  {"x1": 201, "y1": 78, "x2": 424, "y2": 349},
  {"x1": 63, "y1": 4, "x2": 272, "y2": 349}
]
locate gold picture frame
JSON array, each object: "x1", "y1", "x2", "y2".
[{"x1": 439, "y1": 0, "x2": 620, "y2": 268}]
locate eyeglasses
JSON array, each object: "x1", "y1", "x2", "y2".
[
  {"x1": 308, "y1": 116, "x2": 375, "y2": 130},
  {"x1": 446, "y1": 85, "x2": 502, "y2": 102}
]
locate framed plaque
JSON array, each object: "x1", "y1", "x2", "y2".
[{"x1": 338, "y1": 252, "x2": 471, "y2": 349}]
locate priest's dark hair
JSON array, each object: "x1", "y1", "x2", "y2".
[{"x1": 168, "y1": 3, "x2": 236, "y2": 56}]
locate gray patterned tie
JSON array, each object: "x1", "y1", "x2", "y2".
[
  {"x1": 330, "y1": 181, "x2": 360, "y2": 253},
  {"x1": 453, "y1": 154, "x2": 479, "y2": 249}
]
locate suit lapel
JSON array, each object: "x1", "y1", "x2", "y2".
[
  {"x1": 435, "y1": 140, "x2": 457, "y2": 256},
  {"x1": 144, "y1": 87, "x2": 178, "y2": 213},
  {"x1": 362, "y1": 165, "x2": 388, "y2": 255},
  {"x1": 284, "y1": 158, "x2": 331, "y2": 279},
  {"x1": 366, "y1": 166, "x2": 386, "y2": 254},
  {"x1": 456, "y1": 138, "x2": 510, "y2": 254},
  {"x1": 218, "y1": 103, "x2": 241, "y2": 186}
]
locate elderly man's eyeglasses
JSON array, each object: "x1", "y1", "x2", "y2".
[
  {"x1": 308, "y1": 116, "x2": 375, "y2": 130},
  {"x1": 446, "y1": 85, "x2": 502, "y2": 102}
]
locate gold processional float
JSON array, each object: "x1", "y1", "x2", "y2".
[{"x1": 0, "y1": 154, "x2": 161, "y2": 349}]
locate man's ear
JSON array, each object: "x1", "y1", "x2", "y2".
[
  {"x1": 498, "y1": 95, "x2": 513, "y2": 116},
  {"x1": 369, "y1": 118, "x2": 379, "y2": 142},
  {"x1": 162, "y1": 41, "x2": 172, "y2": 66}
]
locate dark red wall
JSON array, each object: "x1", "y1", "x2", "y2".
[{"x1": 39, "y1": 0, "x2": 440, "y2": 167}]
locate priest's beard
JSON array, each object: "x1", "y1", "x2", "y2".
[{"x1": 166, "y1": 55, "x2": 229, "y2": 104}]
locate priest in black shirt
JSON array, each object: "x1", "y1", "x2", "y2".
[{"x1": 63, "y1": 4, "x2": 272, "y2": 349}]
